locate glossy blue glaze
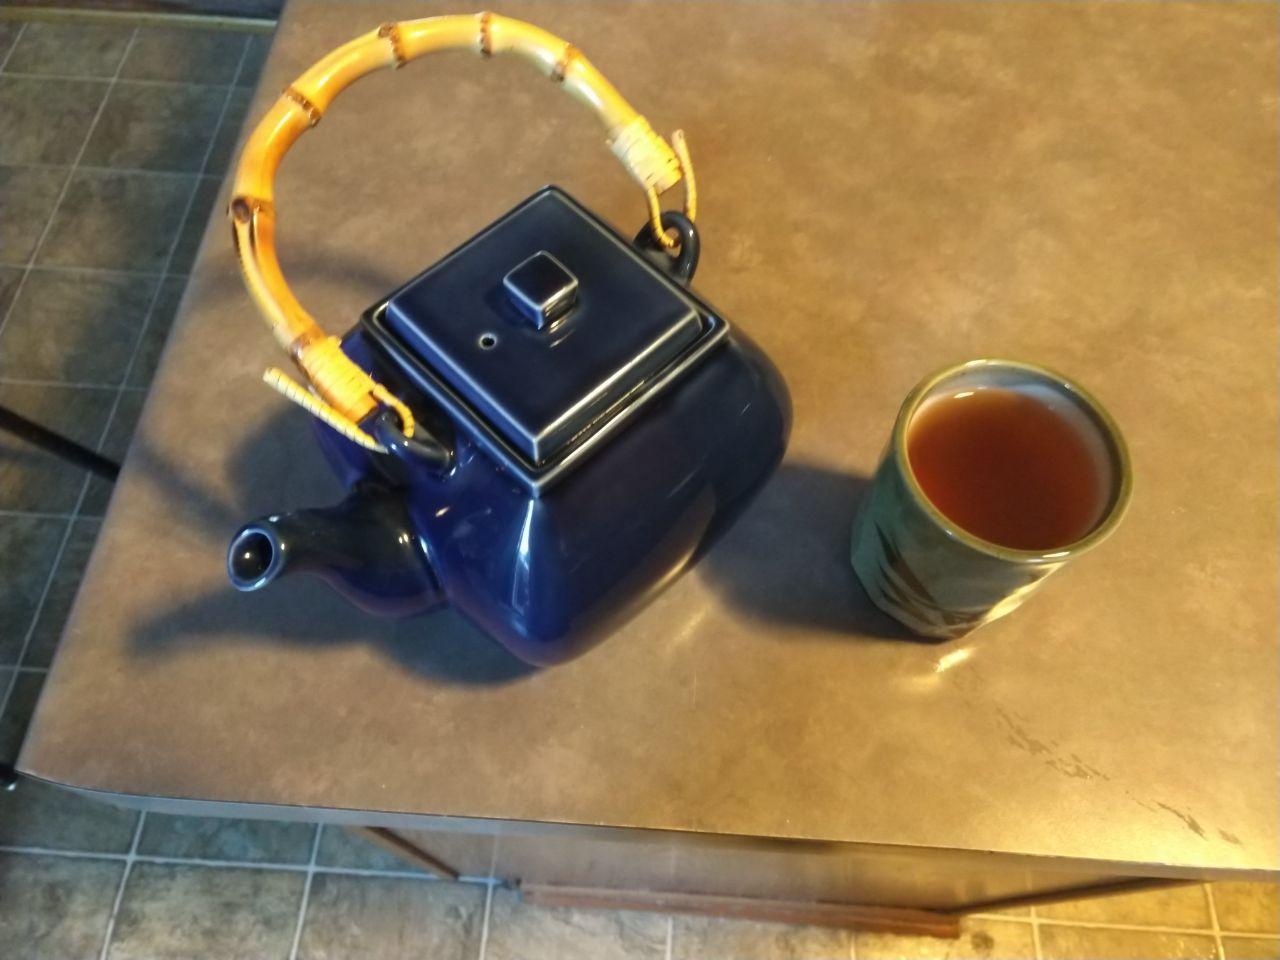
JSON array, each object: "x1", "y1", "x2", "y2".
[
  {"x1": 314, "y1": 325, "x2": 789, "y2": 665},
  {"x1": 228, "y1": 189, "x2": 791, "y2": 666}
]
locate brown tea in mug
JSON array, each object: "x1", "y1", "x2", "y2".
[{"x1": 906, "y1": 388, "x2": 1109, "y2": 551}]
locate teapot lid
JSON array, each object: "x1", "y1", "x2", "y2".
[{"x1": 368, "y1": 187, "x2": 724, "y2": 483}]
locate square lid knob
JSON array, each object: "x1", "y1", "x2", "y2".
[{"x1": 503, "y1": 251, "x2": 578, "y2": 330}]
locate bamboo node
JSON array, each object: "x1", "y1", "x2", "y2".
[
  {"x1": 378, "y1": 22, "x2": 407, "y2": 68},
  {"x1": 552, "y1": 44, "x2": 579, "y2": 83},
  {"x1": 283, "y1": 85, "x2": 322, "y2": 127},
  {"x1": 287, "y1": 329, "x2": 324, "y2": 362},
  {"x1": 477, "y1": 11, "x2": 493, "y2": 57},
  {"x1": 230, "y1": 195, "x2": 272, "y2": 223}
]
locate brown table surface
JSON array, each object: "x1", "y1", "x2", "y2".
[{"x1": 21, "y1": 0, "x2": 1278, "y2": 878}]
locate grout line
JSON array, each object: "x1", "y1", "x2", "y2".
[
  {"x1": 477, "y1": 878, "x2": 496, "y2": 960},
  {"x1": 0, "y1": 845, "x2": 127, "y2": 862},
  {"x1": 0, "y1": 166, "x2": 208, "y2": 187},
  {"x1": 286, "y1": 825, "x2": 323, "y2": 960},
  {"x1": 0, "y1": 842, "x2": 489, "y2": 882},
  {"x1": 97, "y1": 811, "x2": 146, "y2": 960},
  {"x1": 0, "y1": 163, "x2": 223, "y2": 183},
  {"x1": 1033, "y1": 917, "x2": 1276, "y2": 937},
  {"x1": 0, "y1": 8, "x2": 275, "y2": 33},
  {"x1": 486, "y1": 834, "x2": 499, "y2": 885},
  {"x1": 228, "y1": 30, "x2": 257, "y2": 88},
  {"x1": 971, "y1": 907, "x2": 1280, "y2": 942},
  {"x1": 0, "y1": 508, "x2": 77, "y2": 520},
  {"x1": 3, "y1": 70, "x2": 233, "y2": 90},
  {"x1": 0, "y1": 21, "x2": 26, "y2": 72},
  {"x1": 1030, "y1": 904, "x2": 1043, "y2": 960},
  {"x1": 0, "y1": 378, "x2": 147, "y2": 392},
  {"x1": 1205, "y1": 885, "x2": 1226, "y2": 960},
  {"x1": 70, "y1": 166, "x2": 213, "y2": 181},
  {"x1": 972, "y1": 913, "x2": 1036, "y2": 922},
  {"x1": 0, "y1": 262, "x2": 174, "y2": 280},
  {"x1": 664, "y1": 914, "x2": 674, "y2": 960}
]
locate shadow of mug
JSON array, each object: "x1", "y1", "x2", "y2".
[{"x1": 698, "y1": 461, "x2": 926, "y2": 643}]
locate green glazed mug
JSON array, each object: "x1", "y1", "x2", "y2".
[{"x1": 850, "y1": 359, "x2": 1132, "y2": 640}]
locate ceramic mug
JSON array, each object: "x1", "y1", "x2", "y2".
[{"x1": 850, "y1": 359, "x2": 1132, "y2": 640}]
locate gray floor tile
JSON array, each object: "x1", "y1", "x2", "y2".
[
  {"x1": 138, "y1": 814, "x2": 316, "y2": 864},
  {"x1": 235, "y1": 33, "x2": 271, "y2": 88},
  {"x1": 1223, "y1": 937, "x2": 1280, "y2": 960},
  {"x1": 314, "y1": 825, "x2": 426, "y2": 874},
  {"x1": 82, "y1": 389, "x2": 148, "y2": 517},
  {"x1": 0, "y1": 77, "x2": 108, "y2": 166},
  {"x1": 856, "y1": 917, "x2": 1034, "y2": 960},
  {"x1": 204, "y1": 86, "x2": 253, "y2": 175},
  {"x1": 5, "y1": 21, "x2": 134, "y2": 78},
  {"x1": 25, "y1": 518, "x2": 101, "y2": 669},
  {"x1": 38, "y1": 170, "x2": 193, "y2": 271},
  {"x1": 0, "y1": 515, "x2": 66, "y2": 665},
  {"x1": 1216, "y1": 884, "x2": 1280, "y2": 935},
  {"x1": 169, "y1": 175, "x2": 223, "y2": 273},
  {"x1": 0, "y1": 382, "x2": 114, "y2": 512},
  {"x1": 673, "y1": 914, "x2": 852, "y2": 959},
  {"x1": 0, "y1": 852, "x2": 124, "y2": 960},
  {"x1": 122, "y1": 27, "x2": 246, "y2": 85},
  {"x1": 127, "y1": 274, "x2": 187, "y2": 388},
  {"x1": 0, "y1": 270, "x2": 158, "y2": 383},
  {"x1": 108, "y1": 862, "x2": 304, "y2": 960},
  {"x1": 485, "y1": 888, "x2": 668, "y2": 960},
  {"x1": 0, "y1": 266, "x2": 21, "y2": 315},
  {"x1": 84, "y1": 82, "x2": 226, "y2": 173},
  {"x1": 0, "y1": 166, "x2": 66, "y2": 262},
  {"x1": 0, "y1": 669, "x2": 44, "y2": 763},
  {"x1": 297, "y1": 874, "x2": 484, "y2": 960},
  {"x1": 1038, "y1": 924, "x2": 1218, "y2": 959},
  {"x1": 1039, "y1": 883, "x2": 1212, "y2": 928},
  {"x1": 0, "y1": 776, "x2": 138, "y2": 852}
]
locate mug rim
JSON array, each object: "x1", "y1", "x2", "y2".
[{"x1": 891, "y1": 358, "x2": 1134, "y2": 564}]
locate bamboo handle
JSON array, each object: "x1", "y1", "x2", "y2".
[{"x1": 231, "y1": 12, "x2": 694, "y2": 445}]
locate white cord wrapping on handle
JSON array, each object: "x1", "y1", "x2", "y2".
[{"x1": 262, "y1": 368, "x2": 387, "y2": 453}]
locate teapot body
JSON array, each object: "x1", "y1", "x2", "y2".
[
  {"x1": 314, "y1": 320, "x2": 790, "y2": 665},
  {"x1": 229, "y1": 187, "x2": 791, "y2": 666}
]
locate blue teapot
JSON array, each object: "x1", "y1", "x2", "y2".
[{"x1": 224, "y1": 17, "x2": 790, "y2": 665}]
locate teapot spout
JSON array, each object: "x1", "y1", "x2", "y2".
[{"x1": 227, "y1": 484, "x2": 444, "y2": 617}]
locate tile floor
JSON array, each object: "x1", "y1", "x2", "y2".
[{"x1": 0, "y1": 12, "x2": 1276, "y2": 960}]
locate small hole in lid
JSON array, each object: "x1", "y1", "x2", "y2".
[{"x1": 478, "y1": 333, "x2": 498, "y2": 350}]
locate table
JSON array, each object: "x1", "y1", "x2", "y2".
[{"x1": 20, "y1": 0, "x2": 1278, "y2": 928}]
